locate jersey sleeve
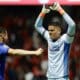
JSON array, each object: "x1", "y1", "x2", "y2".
[
  {"x1": 35, "y1": 15, "x2": 49, "y2": 41},
  {"x1": 62, "y1": 12, "x2": 76, "y2": 43},
  {"x1": 63, "y1": 13, "x2": 76, "y2": 36},
  {"x1": 0, "y1": 44, "x2": 9, "y2": 54}
]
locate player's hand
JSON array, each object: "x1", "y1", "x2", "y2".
[
  {"x1": 41, "y1": 5, "x2": 50, "y2": 14},
  {"x1": 35, "y1": 48, "x2": 44, "y2": 56},
  {"x1": 49, "y1": 2, "x2": 61, "y2": 11}
]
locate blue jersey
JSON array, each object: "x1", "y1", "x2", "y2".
[
  {"x1": 0, "y1": 43, "x2": 9, "y2": 80},
  {"x1": 35, "y1": 12, "x2": 75, "y2": 78}
]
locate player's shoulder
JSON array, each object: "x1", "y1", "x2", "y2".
[
  {"x1": 0, "y1": 43, "x2": 9, "y2": 54},
  {"x1": 61, "y1": 33, "x2": 74, "y2": 44},
  {"x1": 57, "y1": 34, "x2": 66, "y2": 42},
  {"x1": 3, "y1": 44, "x2": 9, "y2": 48},
  {"x1": 0, "y1": 43, "x2": 9, "y2": 49},
  {"x1": 59, "y1": 34, "x2": 68, "y2": 43}
]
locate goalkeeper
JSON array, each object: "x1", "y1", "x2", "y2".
[{"x1": 35, "y1": 2, "x2": 76, "y2": 80}]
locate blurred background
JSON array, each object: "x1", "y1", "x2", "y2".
[{"x1": 0, "y1": 5, "x2": 79, "y2": 80}]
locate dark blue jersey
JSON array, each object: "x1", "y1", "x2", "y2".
[{"x1": 0, "y1": 43, "x2": 9, "y2": 80}]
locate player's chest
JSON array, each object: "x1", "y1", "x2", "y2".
[{"x1": 48, "y1": 40, "x2": 64, "y2": 51}]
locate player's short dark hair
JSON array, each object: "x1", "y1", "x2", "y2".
[
  {"x1": 48, "y1": 16, "x2": 62, "y2": 29},
  {"x1": 0, "y1": 27, "x2": 6, "y2": 34}
]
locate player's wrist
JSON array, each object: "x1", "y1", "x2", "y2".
[
  {"x1": 57, "y1": 7, "x2": 65, "y2": 15},
  {"x1": 39, "y1": 12, "x2": 46, "y2": 18}
]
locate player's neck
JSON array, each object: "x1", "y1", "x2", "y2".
[
  {"x1": 52, "y1": 39, "x2": 57, "y2": 42},
  {"x1": 52, "y1": 36, "x2": 60, "y2": 42}
]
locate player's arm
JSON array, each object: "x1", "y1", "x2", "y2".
[
  {"x1": 34, "y1": 5, "x2": 50, "y2": 39},
  {"x1": 56, "y1": 4, "x2": 76, "y2": 37},
  {"x1": 8, "y1": 48, "x2": 43, "y2": 56},
  {"x1": 50, "y1": 2, "x2": 76, "y2": 43}
]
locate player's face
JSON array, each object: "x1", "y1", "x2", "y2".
[{"x1": 48, "y1": 25, "x2": 61, "y2": 40}]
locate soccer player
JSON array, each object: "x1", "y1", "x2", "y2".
[
  {"x1": 0, "y1": 27, "x2": 43, "y2": 80},
  {"x1": 35, "y1": 2, "x2": 76, "y2": 80}
]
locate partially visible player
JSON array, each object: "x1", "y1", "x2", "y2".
[
  {"x1": 35, "y1": 2, "x2": 76, "y2": 80},
  {"x1": 0, "y1": 27, "x2": 43, "y2": 80}
]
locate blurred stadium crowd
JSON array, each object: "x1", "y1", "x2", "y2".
[{"x1": 0, "y1": 6, "x2": 79, "y2": 80}]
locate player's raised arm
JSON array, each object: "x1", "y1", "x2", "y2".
[
  {"x1": 34, "y1": 5, "x2": 50, "y2": 36},
  {"x1": 50, "y1": 2, "x2": 76, "y2": 42},
  {"x1": 8, "y1": 48, "x2": 43, "y2": 56}
]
